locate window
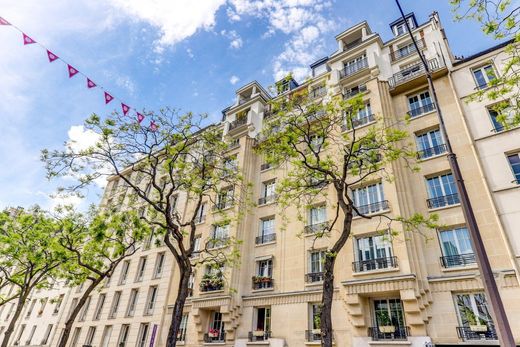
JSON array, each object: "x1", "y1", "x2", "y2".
[
  {"x1": 257, "y1": 217, "x2": 275, "y2": 244},
  {"x1": 117, "y1": 325, "x2": 130, "y2": 347},
  {"x1": 38, "y1": 298, "x2": 48, "y2": 316},
  {"x1": 215, "y1": 188, "x2": 234, "y2": 210},
  {"x1": 372, "y1": 299, "x2": 406, "y2": 339},
  {"x1": 209, "y1": 224, "x2": 229, "y2": 248},
  {"x1": 308, "y1": 205, "x2": 326, "y2": 226},
  {"x1": 306, "y1": 250, "x2": 325, "y2": 282},
  {"x1": 145, "y1": 286, "x2": 158, "y2": 315},
  {"x1": 5, "y1": 303, "x2": 15, "y2": 321},
  {"x1": 188, "y1": 274, "x2": 195, "y2": 296},
  {"x1": 178, "y1": 314, "x2": 188, "y2": 341},
  {"x1": 78, "y1": 296, "x2": 91, "y2": 322},
  {"x1": 394, "y1": 23, "x2": 406, "y2": 36},
  {"x1": 207, "y1": 312, "x2": 225, "y2": 342},
  {"x1": 354, "y1": 234, "x2": 395, "y2": 272},
  {"x1": 426, "y1": 173, "x2": 459, "y2": 208},
  {"x1": 439, "y1": 227, "x2": 476, "y2": 268},
  {"x1": 253, "y1": 259, "x2": 273, "y2": 290},
  {"x1": 84, "y1": 326, "x2": 96, "y2": 346},
  {"x1": 342, "y1": 54, "x2": 368, "y2": 77},
  {"x1": 126, "y1": 289, "x2": 139, "y2": 317},
  {"x1": 26, "y1": 299, "x2": 37, "y2": 318},
  {"x1": 100, "y1": 326, "x2": 113, "y2": 347},
  {"x1": 14, "y1": 324, "x2": 26, "y2": 345},
  {"x1": 507, "y1": 153, "x2": 520, "y2": 184},
  {"x1": 223, "y1": 155, "x2": 238, "y2": 175},
  {"x1": 136, "y1": 323, "x2": 150, "y2": 347},
  {"x1": 472, "y1": 64, "x2": 496, "y2": 89},
  {"x1": 408, "y1": 91, "x2": 434, "y2": 117},
  {"x1": 70, "y1": 327, "x2": 82, "y2": 347},
  {"x1": 352, "y1": 182, "x2": 387, "y2": 215},
  {"x1": 67, "y1": 298, "x2": 78, "y2": 320},
  {"x1": 41, "y1": 324, "x2": 53, "y2": 345},
  {"x1": 259, "y1": 180, "x2": 276, "y2": 205},
  {"x1": 252, "y1": 307, "x2": 271, "y2": 339},
  {"x1": 192, "y1": 236, "x2": 201, "y2": 257},
  {"x1": 488, "y1": 107, "x2": 506, "y2": 132},
  {"x1": 455, "y1": 293, "x2": 495, "y2": 339},
  {"x1": 119, "y1": 260, "x2": 130, "y2": 285},
  {"x1": 135, "y1": 257, "x2": 147, "y2": 282},
  {"x1": 26, "y1": 325, "x2": 37, "y2": 345},
  {"x1": 108, "y1": 291, "x2": 122, "y2": 319},
  {"x1": 153, "y1": 253, "x2": 166, "y2": 278},
  {"x1": 195, "y1": 203, "x2": 207, "y2": 223},
  {"x1": 53, "y1": 294, "x2": 64, "y2": 315},
  {"x1": 307, "y1": 304, "x2": 322, "y2": 341},
  {"x1": 93, "y1": 294, "x2": 106, "y2": 320},
  {"x1": 310, "y1": 85, "x2": 326, "y2": 98},
  {"x1": 344, "y1": 103, "x2": 373, "y2": 130},
  {"x1": 416, "y1": 129, "x2": 446, "y2": 159}
]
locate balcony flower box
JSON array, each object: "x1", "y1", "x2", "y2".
[
  {"x1": 311, "y1": 329, "x2": 322, "y2": 335},
  {"x1": 469, "y1": 325, "x2": 488, "y2": 332},
  {"x1": 252, "y1": 276, "x2": 272, "y2": 284},
  {"x1": 208, "y1": 329, "x2": 220, "y2": 338},
  {"x1": 253, "y1": 330, "x2": 265, "y2": 337},
  {"x1": 378, "y1": 325, "x2": 396, "y2": 333}
]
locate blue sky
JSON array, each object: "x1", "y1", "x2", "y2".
[{"x1": 0, "y1": 0, "x2": 499, "y2": 210}]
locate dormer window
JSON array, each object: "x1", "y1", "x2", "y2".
[{"x1": 390, "y1": 13, "x2": 417, "y2": 37}]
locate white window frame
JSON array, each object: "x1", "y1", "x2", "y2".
[
  {"x1": 135, "y1": 256, "x2": 147, "y2": 282},
  {"x1": 145, "y1": 286, "x2": 158, "y2": 315},
  {"x1": 108, "y1": 291, "x2": 122, "y2": 319},
  {"x1": 126, "y1": 289, "x2": 139, "y2": 317}
]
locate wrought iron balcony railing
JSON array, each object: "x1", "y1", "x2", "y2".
[
  {"x1": 304, "y1": 222, "x2": 329, "y2": 234},
  {"x1": 457, "y1": 326, "x2": 497, "y2": 341},
  {"x1": 252, "y1": 276, "x2": 274, "y2": 290},
  {"x1": 342, "y1": 113, "x2": 375, "y2": 131},
  {"x1": 248, "y1": 330, "x2": 271, "y2": 342},
  {"x1": 354, "y1": 200, "x2": 390, "y2": 216},
  {"x1": 389, "y1": 58, "x2": 444, "y2": 88},
  {"x1": 408, "y1": 102, "x2": 436, "y2": 118},
  {"x1": 305, "y1": 272, "x2": 324, "y2": 283},
  {"x1": 390, "y1": 38, "x2": 425, "y2": 62},
  {"x1": 343, "y1": 84, "x2": 367, "y2": 99},
  {"x1": 340, "y1": 58, "x2": 369, "y2": 79},
  {"x1": 203, "y1": 331, "x2": 226, "y2": 343},
  {"x1": 207, "y1": 237, "x2": 229, "y2": 249},
  {"x1": 256, "y1": 233, "x2": 276, "y2": 245},
  {"x1": 305, "y1": 330, "x2": 322, "y2": 342},
  {"x1": 352, "y1": 256, "x2": 398, "y2": 273},
  {"x1": 417, "y1": 143, "x2": 446, "y2": 159},
  {"x1": 228, "y1": 117, "x2": 248, "y2": 131},
  {"x1": 176, "y1": 328, "x2": 187, "y2": 342},
  {"x1": 260, "y1": 163, "x2": 272, "y2": 171},
  {"x1": 199, "y1": 278, "x2": 224, "y2": 292},
  {"x1": 427, "y1": 193, "x2": 459, "y2": 209},
  {"x1": 258, "y1": 194, "x2": 277, "y2": 205},
  {"x1": 440, "y1": 253, "x2": 476, "y2": 268},
  {"x1": 368, "y1": 326, "x2": 409, "y2": 341}
]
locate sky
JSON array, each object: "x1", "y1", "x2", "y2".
[{"x1": 0, "y1": 0, "x2": 500, "y2": 210}]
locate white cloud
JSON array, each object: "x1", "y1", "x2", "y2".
[
  {"x1": 186, "y1": 48, "x2": 194, "y2": 59},
  {"x1": 109, "y1": 0, "x2": 227, "y2": 52},
  {"x1": 221, "y1": 29, "x2": 243, "y2": 49},
  {"x1": 67, "y1": 125, "x2": 101, "y2": 152},
  {"x1": 230, "y1": 75, "x2": 240, "y2": 85}
]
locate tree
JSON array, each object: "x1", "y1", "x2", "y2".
[
  {"x1": 256, "y1": 86, "x2": 438, "y2": 347},
  {"x1": 451, "y1": 0, "x2": 520, "y2": 127},
  {"x1": 42, "y1": 109, "x2": 246, "y2": 347},
  {"x1": 54, "y1": 208, "x2": 150, "y2": 347},
  {"x1": 0, "y1": 207, "x2": 68, "y2": 347}
]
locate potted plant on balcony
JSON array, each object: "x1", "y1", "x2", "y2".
[
  {"x1": 208, "y1": 328, "x2": 220, "y2": 338},
  {"x1": 376, "y1": 310, "x2": 395, "y2": 333},
  {"x1": 312, "y1": 316, "x2": 322, "y2": 335},
  {"x1": 253, "y1": 329, "x2": 265, "y2": 337},
  {"x1": 460, "y1": 304, "x2": 488, "y2": 332}
]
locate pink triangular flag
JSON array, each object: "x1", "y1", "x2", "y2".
[
  {"x1": 0, "y1": 17, "x2": 10, "y2": 25},
  {"x1": 87, "y1": 78, "x2": 96, "y2": 88},
  {"x1": 47, "y1": 50, "x2": 59, "y2": 62},
  {"x1": 150, "y1": 121, "x2": 158, "y2": 131},
  {"x1": 121, "y1": 103, "x2": 130, "y2": 116},
  {"x1": 104, "y1": 92, "x2": 114, "y2": 104},
  {"x1": 67, "y1": 64, "x2": 78, "y2": 78},
  {"x1": 137, "y1": 113, "x2": 145, "y2": 124},
  {"x1": 22, "y1": 33, "x2": 36, "y2": 45}
]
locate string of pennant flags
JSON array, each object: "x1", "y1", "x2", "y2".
[{"x1": 0, "y1": 16, "x2": 157, "y2": 130}]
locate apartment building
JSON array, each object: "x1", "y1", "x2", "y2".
[{"x1": 1, "y1": 11, "x2": 520, "y2": 347}]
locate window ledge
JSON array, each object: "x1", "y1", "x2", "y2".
[
  {"x1": 493, "y1": 183, "x2": 520, "y2": 193},
  {"x1": 352, "y1": 267, "x2": 400, "y2": 277},
  {"x1": 258, "y1": 201, "x2": 277, "y2": 207},
  {"x1": 352, "y1": 208, "x2": 391, "y2": 219},
  {"x1": 255, "y1": 241, "x2": 276, "y2": 247},
  {"x1": 440, "y1": 264, "x2": 478, "y2": 273},
  {"x1": 251, "y1": 287, "x2": 275, "y2": 293},
  {"x1": 418, "y1": 152, "x2": 448, "y2": 162},
  {"x1": 427, "y1": 203, "x2": 460, "y2": 212},
  {"x1": 305, "y1": 282, "x2": 323, "y2": 287},
  {"x1": 247, "y1": 341, "x2": 270, "y2": 345}
]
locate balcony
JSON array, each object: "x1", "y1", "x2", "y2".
[
  {"x1": 457, "y1": 326, "x2": 497, "y2": 341},
  {"x1": 207, "y1": 237, "x2": 229, "y2": 249},
  {"x1": 388, "y1": 58, "x2": 444, "y2": 89},
  {"x1": 228, "y1": 117, "x2": 248, "y2": 131},
  {"x1": 390, "y1": 38, "x2": 426, "y2": 62},
  {"x1": 200, "y1": 277, "x2": 224, "y2": 292},
  {"x1": 304, "y1": 222, "x2": 329, "y2": 234},
  {"x1": 227, "y1": 139, "x2": 240, "y2": 150},
  {"x1": 440, "y1": 253, "x2": 476, "y2": 268},
  {"x1": 212, "y1": 200, "x2": 233, "y2": 211},
  {"x1": 340, "y1": 58, "x2": 369, "y2": 80},
  {"x1": 368, "y1": 326, "x2": 410, "y2": 341},
  {"x1": 204, "y1": 331, "x2": 226, "y2": 343},
  {"x1": 258, "y1": 194, "x2": 277, "y2": 205},
  {"x1": 352, "y1": 256, "x2": 398, "y2": 273},
  {"x1": 310, "y1": 88, "x2": 327, "y2": 99},
  {"x1": 342, "y1": 113, "x2": 375, "y2": 131},
  {"x1": 408, "y1": 102, "x2": 436, "y2": 118},
  {"x1": 354, "y1": 200, "x2": 389, "y2": 216},
  {"x1": 343, "y1": 84, "x2": 367, "y2": 100},
  {"x1": 417, "y1": 143, "x2": 446, "y2": 159},
  {"x1": 305, "y1": 272, "x2": 324, "y2": 283},
  {"x1": 176, "y1": 328, "x2": 187, "y2": 342},
  {"x1": 248, "y1": 330, "x2": 271, "y2": 342},
  {"x1": 427, "y1": 193, "x2": 459, "y2": 209},
  {"x1": 305, "y1": 330, "x2": 322, "y2": 342},
  {"x1": 256, "y1": 233, "x2": 276, "y2": 245},
  {"x1": 260, "y1": 163, "x2": 272, "y2": 171},
  {"x1": 252, "y1": 276, "x2": 274, "y2": 290}
]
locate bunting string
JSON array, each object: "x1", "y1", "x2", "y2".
[{"x1": 0, "y1": 16, "x2": 153, "y2": 128}]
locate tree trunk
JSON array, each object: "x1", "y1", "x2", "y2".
[
  {"x1": 1, "y1": 291, "x2": 28, "y2": 347},
  {"x1": 57, "y1": 276, "x2": 105, "y2": 347},
  {"x1": 320, "y1": 254, "x2": 336, "y2": 347},
  {"x1": 165, "y1": 264, "x2": 192, "y2": 347}
]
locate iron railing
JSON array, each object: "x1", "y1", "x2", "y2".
[
  {"x1": 427, "y1": 193, "x2": 460, "y2": 209},
  {"x1": 199, "y1": 279, "x2": 224, "y2": 292},
  {"x1": 305, "y1": 272, "x2": 324, "y2": 283},
  {"x1": 260, "y1": 163, "x2": 271, "y2": 171},
  {"x1": 340, "y1": 58, "x2": 369, "y2": 79},
  {"x1": 203, "y1": 331, "x2": 226, "y2": 343},
  {"x1": 304, "y1": 222, "x2": 329, "y2": 234},
  {"x1": 440, "y1": 254, "x2": 476, "y2": 268},
  {"x1": 310, "y1": 88, "x2": 327, "y2": 99},
  {"x1": 256, "y1": 233, "x2": 276, "y2": 245},
  {"x1": 207, "y1": 237, "x2": 229, "y2": 249},
  {"x1": 228, "y1": 117, "x2": 248, "y2": 131},
  {"x1": 408, "y1": 102, "x2": 436, "y2": 118},
  {"x1": 457, "y1": 326, "x2": 497, "y2": 341},
  {"x1": 390, "y1": 38, "x2": 425, "y2": 62},
  {"x1": 343, "y1": 84, "x2": 367, "y2": 99},
  {"x1": 252, "y1": 277, "x2": 274, "y2": 290},
  {"x1": 248, "y1": 331, "x2": 271, "y2": 342},
  {"x1": 417, "y1": 143, "x2": 447, "y2": 159},
  {"x1": 354, "y1": 200, "x2": 389, "y2": 216},
  {"x1": 389, "y1": 58, "x2": 443, "y2": 88},
  {"x1": 352, "y1": 256, "x2": 398, "y2": 272},
  {"x1": 368, "y1": 326, "x2": 409, "y2": 341},
  {"x1": 258, "y1": 194, "x2": 277, "y2": 205},
  {"x1": 212, "y1": 200, "x2": 233, "y2": 211},
  {"x1": 342, "y1": 113, "x2": 375, "y2": 131},
  {"x1": 176, "y1": 328, "x2": 187, "y2": 342}
]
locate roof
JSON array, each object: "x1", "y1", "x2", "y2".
[
  {"x1": 389, "y1": 12, "x2": 417, "y2": 28},
  {"x1": 453, "y1": 39, "x2": 515, "y2": 66},
  {"x1": 310, "y1": 56, "x2": 329, "y2": 69}
]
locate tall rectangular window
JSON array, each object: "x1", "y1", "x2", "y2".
[
  {"x1": 136, "y1": 323, "x2": 150, "y2": 347},
  {"x1": 41, "y1": 324, "x2": 53, "y2": 345},
  {"x1": 108, "y1": 291, "x2": 122, "y2": 319},
  {"x1": 135, "y1": 256, "x2": 147, "y2": 282},
  {"x1": 119, "y1": 260, "x2": 130, "y2": 285},
  {"x1": 78, "y1": 296, "x2": 91, "y2": 322},
  {"x1": 354, "y1": 234, "x2": 395, "y2": 272},
  {"x1": 306, "y1": 250, "x2": 326, "y2": 282},
  {"x1": 153, "y1": 252, "x2": 166, "y2": 278},
  {"x1": 439, "y1": 227, "x2": 476, "y2": 268},
  {"x1": 93, "y1": 294, "x2": 106, "y2": 320},
  {"x1": 210, "y1": 224, "x2": 229, "y2": 248},
  {"x1": 25, "y1": 325, "x2": 37, "y2": 345},
  {"x1": 67, "y1": 298, "x2": 78, "y2": 320},
  {"x1": 37, "y1": 298, "x2": 48, "y2": 316},
  {"x1": 100, "y1": 326, "x2": 112, "y2": 347},
  {"x1": 178, "y1": 314, "x2": 188, "y2": 341},
  {"x1": 126, "y1": 289, "x2": 139, "y2": 317},
  {"x1": 53, "y1": 294, "x2": 64, "y2": 315},
  {"x1": 472, "y1": 64, "x2": 496, "y2": 89},
  {"x1": 352, "y1": 182, "x2": 387, "y2": 215},
  {"x1": 308, "y1": 205, "x2": 326, "y2": 226},
  {"x1": 257, "y1": 217, "x2": 276, "y2": 244},
  {"x1": 84, "y1": 326, "x2": 96, "y2": 346},
  {"x1": 507, "y1": 153, "x2": 520, "y2": 184},
  {"x1": 259, "y1": 180, "x2": 276, "y2": 204},
  {"x1": 195, "y1": 203, "x2": 207, "y2": 223},
  {"x1": 426, "y1": 173, "x2": 459, "y2": 208},
  {"x1": 215, "y1": 188, "x2": 234, "y2": 210},
  {"x1": 117, "y1": 325, "x2": 130, "y2": 347},
  {"x1": 455, "y1": 293, "x2": 494, "y2": 330},
  {"x1": 145, "y1": 286, "x2": 158, "y2": 315},
  {"x1": 408, "y1": 91, "x2": 434, "y2": 117},
  {"x1": 416, "y1": 129, "x2": 445, "y2": 159},
  {"x1": 70, "y1": 327, "x2": 81, "y2": 347},
  {"x1": 26, "y1": 299, "x2": 37, "y2": 318}
]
